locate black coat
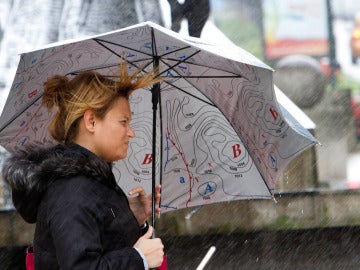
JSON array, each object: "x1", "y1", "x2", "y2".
[{"x1": 2, "y1": 144, "x2": 145, "y2": 269}]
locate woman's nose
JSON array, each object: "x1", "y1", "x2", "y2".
[{"x1": 128, "y1": 127, "x2": 135, "y2": 138}]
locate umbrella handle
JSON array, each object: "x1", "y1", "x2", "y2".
[{"x1": 151, "y1": 80, "x2": 161, "y2": 231}]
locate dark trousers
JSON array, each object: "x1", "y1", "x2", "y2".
[{"x1": 168, "y1": 0, "x2": 210, "y2": 37}]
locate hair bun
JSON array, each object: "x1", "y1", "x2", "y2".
[{"x1": 42, "y1": 75, "x2": 70, "y2": 110}]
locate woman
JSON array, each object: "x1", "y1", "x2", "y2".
[{"x1": 2, "y1": 66, "x2": 164, "y2": 269}]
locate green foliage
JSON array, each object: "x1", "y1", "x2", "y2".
[
  {"x1": 319, "y1": 204, "x2": 330, "y2": 227},
  {"x1": 336, "y1": 72, "x2": 360, "y2": 94},
  {"x1": 213, "y1": 13, "x2": 263, "y2": 60},
  {"x1": 271, "y1": 215, "x2": 292, "y2": 230}
]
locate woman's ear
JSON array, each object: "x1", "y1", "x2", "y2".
[{"x1": 83, "y1": 110, "x2": 96, "y2": 132}]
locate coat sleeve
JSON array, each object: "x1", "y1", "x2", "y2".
[{"x1": 45, "y1": 176, "x2": 145, "y2": 270}]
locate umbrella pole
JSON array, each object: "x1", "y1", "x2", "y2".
[{"x1": 151, "y1": 81, "x2": 160, "y2": 231}]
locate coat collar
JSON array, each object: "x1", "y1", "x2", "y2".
[{"x1": 2, "y1": 143, "x2": 117, "y2": 222}]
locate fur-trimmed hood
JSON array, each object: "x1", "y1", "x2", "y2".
[{"x1": 2, "y1": 144, "x2": 115, "y2": 223}]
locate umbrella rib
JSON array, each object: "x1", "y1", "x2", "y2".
[
  {"x1": 93, "y1": 39, "x2": 151, "y2": 71},
  {"x1": 94, "y1": 38, "x2": 153, "y2": 58},
  {"x1": 0, "y1": 94, "x2": 43, "y2": 133},
  {"x1": 157, "y1": 49, "x2": 201, "y2": 78},
  {"x1": 163, "y1": 75, "x2": 241, "y2": 78},
  {"x1": 94, "y1": 38, "x2": 243, "y2": 79},
  {"x1": 65, "y1": 62, "x2": 137, "y2": 75},
  {"x1": 163, "y1": 81, "x2": 216, "y2": 107},
  {"x1": 159, "y1": 45, "x2": 193, "y2": 58},
  {"x1": 158, "y1": 56, "x2": 243, "y2": 79},
  {"x1": 154, "y1": 42, "x2": 246, "y2": 78},
  {"x1": 67, "y1": 60, "x2": 155, "y2": 78},
  {"x1": 161, "y1": 60, "x2": 244, "y2": 78},
  {"x1": 94, "y1": 37, "x2": 194, "y2": 59}
]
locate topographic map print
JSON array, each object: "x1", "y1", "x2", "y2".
[
  {"x1": 0, "y1": 22, "x2": 317, "y2": 212},
  {"x1": 113, "y1": 84, "x2": 270, "y2": 212},
  {"x1": 110, "y1": 24, "x2": 317, "y2": 211},
  {"x1": 159, "y1": 85, "x2": 271, "y2": 211}
]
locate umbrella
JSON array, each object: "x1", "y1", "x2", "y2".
[{"x1": 0, "y1": 21, "x2": 318, "y2": 225}]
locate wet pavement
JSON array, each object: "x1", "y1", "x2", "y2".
[
  {"x1": 164, "y1": 226, "x2": 360, "y2": 269},
  {"x1": 1, "y1": 226, "x2": 359, "y2": 269}
]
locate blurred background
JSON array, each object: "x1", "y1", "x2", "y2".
[{"x1": 1, "y1": 0, "x2": 360, "y2": 269}]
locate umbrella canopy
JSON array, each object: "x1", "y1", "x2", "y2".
[{"x1": 0, "y1": 21, "x2": 318, "y2": 215}]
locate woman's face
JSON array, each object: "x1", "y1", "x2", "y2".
[{"x1": 92, "y1": 97, "x2": 135, "y2": 162}]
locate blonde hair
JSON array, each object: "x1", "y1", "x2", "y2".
[{"x1": 42, "y1": 64, "x2": 159, "y2": 144}]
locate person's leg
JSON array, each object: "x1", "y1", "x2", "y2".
[
  {"x1": 185, "y1": 0, "x2": 210, "y2": 37},
  {"x1": 168, "y1": 0, "x2": 184, "y2": 32}
]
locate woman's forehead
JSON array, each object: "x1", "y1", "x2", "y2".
[{"x1": 109, "y1": 97, "x2": 132, "y2": 117}]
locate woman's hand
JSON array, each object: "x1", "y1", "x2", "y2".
[
  {"x1": 134, "y1": 226, "x2": 164, "y2": 268},
  {"x1": 128, "y1": 184, "x2": 161, "y2": 225}
]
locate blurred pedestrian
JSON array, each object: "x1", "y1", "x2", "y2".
[
  {"x1": 2, "y1": 65, "x2": 164, "y2": 269},
  {"x1": 168, "y1": 0, "x2": 210, "y2": 37}
]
